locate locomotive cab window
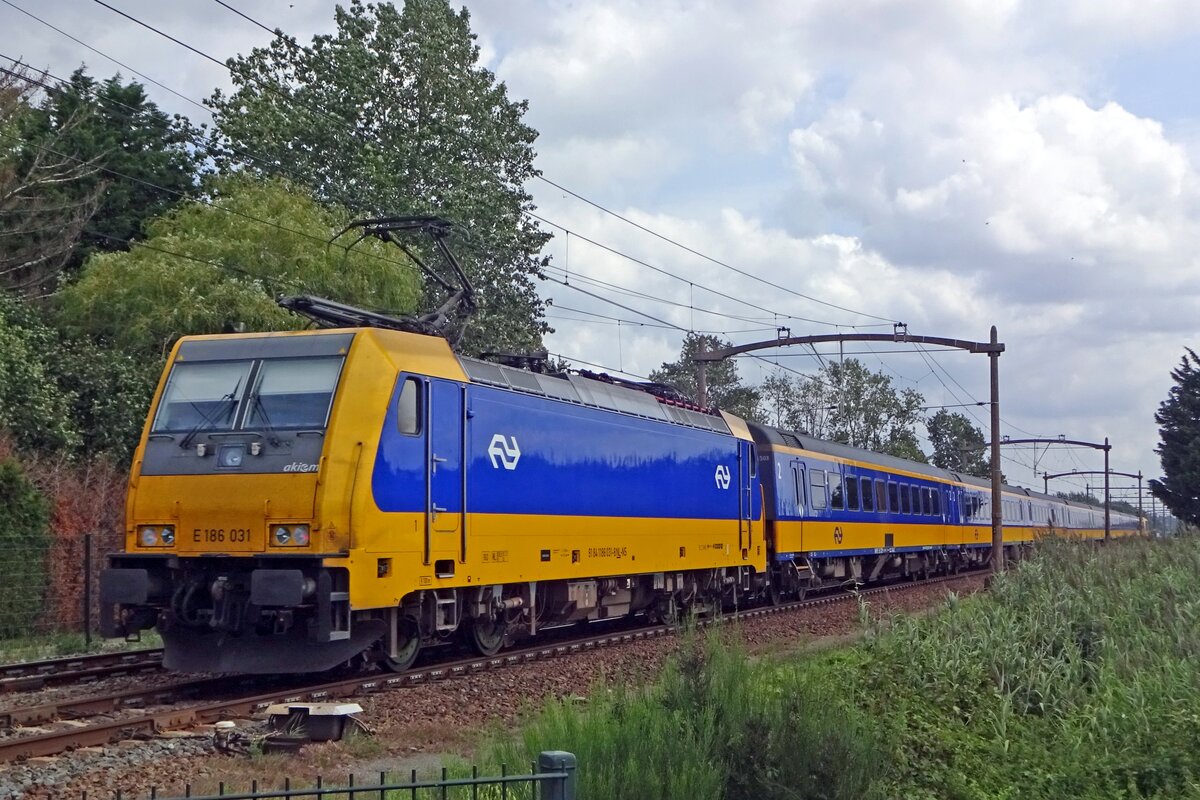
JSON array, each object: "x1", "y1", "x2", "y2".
[
  {"x1": 246, "y1": 357, "x2": 343, "y2": 429},
  {"x1": 152, "y1": 360, "x2": 253, "y2": 432},
  {"x1": 397, "y1": 377, "x2": 423, "y2": 435}
]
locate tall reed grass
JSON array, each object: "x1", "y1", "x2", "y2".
[{"x1": 858, "y1": 536, "x2": 1200, "y2": 798}]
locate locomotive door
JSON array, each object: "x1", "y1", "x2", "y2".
[
  {"x1": 427, "y1": 379, "x2": 465, "y2": 567},
  {"x1": 738, "y1": 441, "x2": 755, "y2": 557}
]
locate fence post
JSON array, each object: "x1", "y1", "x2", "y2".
[
  {"x1": 537, "y1": 751, "x2": 577, "y2": 800},
  {"x1": 83, "y1": 532, "x2": 93, "y2": 649}
]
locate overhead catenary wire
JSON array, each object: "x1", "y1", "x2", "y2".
[
  {"x1": 89, "y1": 0, "x2": 900, "y2": 333},
  {"x1": 202, "y1": 0, "x2": 901, "y2": 328}
]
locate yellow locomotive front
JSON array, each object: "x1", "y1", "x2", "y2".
[{"x1": 100, "y1": 328, "x2": 401, "y2": 672}]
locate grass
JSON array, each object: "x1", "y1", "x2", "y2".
[
  {"x1": 476, "y1": 535, "x2": 1200, "y2": 800},
  {"x1": 0, "y1": 628, "x2": 162, "y2": 663},
  {"x1": 854, "y1": 536, "x2": 1200, "y2": 799},
  {"x1": 472, "y1": 628, "x2": 883, "y2": 800}
]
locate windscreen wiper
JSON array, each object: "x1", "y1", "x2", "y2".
[{"x1": 180, "y1": 377, "x2": 243, "y2": 450}]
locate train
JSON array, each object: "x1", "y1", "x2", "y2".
[{"x1": 99, "y1": 322, "x2": 1141, "y2": 673}]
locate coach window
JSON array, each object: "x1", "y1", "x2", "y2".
[
  {"x1": 900, "y1": 483, "x2": 912, "y2": 514},
  {"x1": 860, "y1": 477, "x2": 874, "y2": 512},
  {"x1": 810, "y1": 470, "x2": 828, "y2": 510},
  {"x1": 920, "y1": 488, "x2": 931, "y2": 516},
  {"x1": 846, "y1": 474, "x2": 860, "y2": 510},
  {"x1": 397, "y1": 377, "x2": 423, "y2": 435},
  {"x1": 886, "y1": 481, "x2": 899, "y2": 513},
  {"x1": 874, "y1": 479, "x2": 887, "y2": 514},
  {"x1": 829, "y1": 472, "x2": 844, "y2": 510},
  {"x1": 932, "y1": 488, "x2": 942, "y2": 516}
]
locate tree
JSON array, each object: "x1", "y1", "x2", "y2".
[
  {"x1": 762, "y1": 359, "x2": 927, "y2": 460},
  {"x1": 1150, "y1": 348, "x2": 1200, "y2": 526},
  {"x1": 926, "y1": 410, "x2": 990, "y2": 477},
  {"x1": 56, "y1": 175, "x2": 421, "y2": 359},
  {"x1": 208, "y1": 0, "x2": 550, "y2": 355},
  {"x1": 0, "y1": 62, "x2": 103, "y2": 295},
  {"x1": 0, "y1": 294, "x2": 78, "y2": 453},
  {"x1": 650, "y1": 333, "x2": 762, "y2": 420},
  {"x1": 0, "y1": 292, "x2": 153, "y2": 461},
  {"x1": 15, "y1": 69, "x2": 202, "y2": 276}
]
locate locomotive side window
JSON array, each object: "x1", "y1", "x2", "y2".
[
  {"x1": 829, "y1": 472, "x2": 844, "y2": 510},
  {"x1": 397, "y1": 377, "x2": 423, "y2": 435},
  {"x1": 860, "y1": 477, "x2": 874, "y2": 512},
  {"x1": 846, "y1": 474, "x2": 860, "y2": 510},
  {"x1": 152, "y1": 360, "x2": 253, "y2": 432},
  {"x1": 246, "y1": 357, "x2": 343, "y2": 429}
]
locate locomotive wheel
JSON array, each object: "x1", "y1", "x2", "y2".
[
  {"x1": 468, "y1": 616, "x2": 506, "y2": 657},
  {"x1": 767, "y1": 575, "x2": 783, "y2": 606},
  {"x1": 382, "y1": 619, "x2": 421, "y2": 672}
]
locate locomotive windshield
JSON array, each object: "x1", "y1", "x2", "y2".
[
  {"x1": 245, "y1": 357, "x2": 342, "y2": 429},
  {"x1": 152, "y1": 360, "x2": 253, "y2": 433},
  {"x1": 152, "y1": 355, "x2": 344, "y2": 433}
]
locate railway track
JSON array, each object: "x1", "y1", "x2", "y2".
[
  {"x1": 0, "y1": 650, "x2": 165, "y2": 694},
  {"x1": 0, "y1": 572, "x2": 976, "y2": 763}
]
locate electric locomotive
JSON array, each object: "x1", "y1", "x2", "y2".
[{"x1": 100, "y1": 323, "x2": 767, "y2": 673}]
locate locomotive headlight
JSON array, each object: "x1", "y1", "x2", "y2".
[
  {"x1": 139, "y1": 525, "x2": 175, "y2": 547},
  {"x1": 270, "y1": 524, "x2": 312, "y2": 547}
]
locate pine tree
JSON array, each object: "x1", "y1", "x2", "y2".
[{"x1": 1150, "y1": 348, "x2": 1200, "y2": 526}]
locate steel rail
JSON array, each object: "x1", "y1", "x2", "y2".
[
  {"x1": 0, "y1": 571, "x2": 981, "y2": 762},
  {"x1": 0, "y1": 649, "x2": 165, "y2": 693}
]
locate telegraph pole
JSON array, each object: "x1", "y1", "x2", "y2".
[{"x1": 989, "y1": 326, "x2": 1004, "y2": 572}]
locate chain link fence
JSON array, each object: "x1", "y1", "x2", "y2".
[{"x1": 0, "y1": 445, "x2": 128, "y2": 663}]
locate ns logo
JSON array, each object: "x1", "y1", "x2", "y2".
[
  {"x1": 488, "y1": 434, "x2": 521, "y2": 470},
  {"x1": 714, "y1": 464, "x2": 731, "y2": 490}
]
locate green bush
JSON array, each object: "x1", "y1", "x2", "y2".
[
  {"x1": 483, "y1": 630, "x2": 882, "y2": 800},
  {"x1": 0, "y1": 457, "x2": 51, "y2": 639}
]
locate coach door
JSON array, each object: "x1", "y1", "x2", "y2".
[
  {"x1": 791, "y1": 461, "x2": 806, "y2": 553},
  {"x1": 427, "y1": 379, "x2": 465, "y2": 570}
]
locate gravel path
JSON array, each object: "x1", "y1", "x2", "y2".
[{"x1": 4, "y1": 574, "x2": 986, "y2": 799}]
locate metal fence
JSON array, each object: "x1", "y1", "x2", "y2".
[
  {"x1": 77, "y1": 752, "x2": 579, "y2": 800},
  {"x1": 0, "y1": 529, "x2": 129, "y2": 663}
]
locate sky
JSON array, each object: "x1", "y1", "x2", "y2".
[{"x1": 3, "y1": 0, "x2": 1198, "y2": 506}]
